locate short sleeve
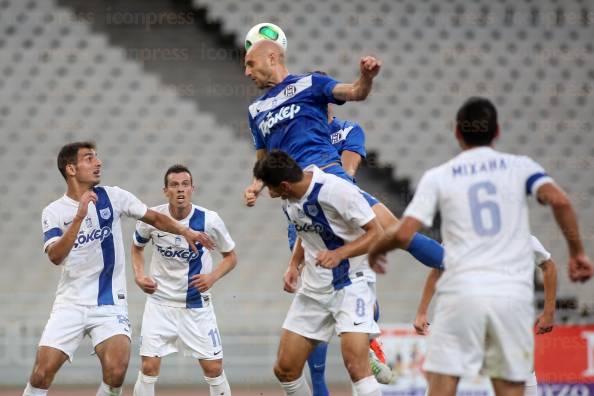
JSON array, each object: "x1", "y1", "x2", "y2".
[
  {"x1": 207, "y1": 212, "x2": 236, "y2": 253},
  {"x1": 249, "y1": 111, "x2": 265, "y2": 150},
  {"x1": 403, "y1": 170, "x2": 440, "y2": 227},
  {"x1": 520, "y1": 156, "x2": 554, "y2": 196},
  {"x1": 111, "y1": 186, "x2": 148, "y2": 220},
  {"x1": 311, "y1": 73, "x2": 345, "y2": 105},
  {"x1": 531, "y1": 235, "x2": 551, "y2": 265},
  {"x1": 133, "y1": 220, "x2": 153, "y2": 247},
  {"x1": 42, "y1": 206, "x2": 62, "y2": 252},
  {"x1": 328, "y1": 181, "x2": 375, "y2": 228},
  {"x1": 341, "y1": 123, "x2": 366, "y2": 158}
]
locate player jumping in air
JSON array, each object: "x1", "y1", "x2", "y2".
[
  {"x1": 243, "y1": 40, "x2": 443, "y2": 271},
  {"x1": 131, "y1": 165, "x2": 236, "y2": 396},
  {"x1": 368, "y1": 97, "x2": 593, "y2": 396},
  {"x1": 25, "y1": 142, "x2": 213, "y2": 396}
]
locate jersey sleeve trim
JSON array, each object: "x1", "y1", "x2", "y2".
[
  {"x1": 133, "y1": 230, "x2": 150, "y2": 246},
  {"x1": 526, "y1": 172, "x2": 553, "y2": 195},
  {"x1": 323, "y1": 80, "x2": 345, "y2": 105},
  {"x1": 44, "y1": 227, "x2": 62, "y2": 243}
]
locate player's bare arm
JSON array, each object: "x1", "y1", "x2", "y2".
[
  {"x1": 368, "y1": 216, "x2": 423, "y2": 271},
  {"x1": 140, "y1": 209, "x2": 216, "y2": 251},
  {"x1": 536, "y1": 258, "x2": 557, "y2": 334},
  {"x1": 190, "y1": 250, "x2": 237, "y2": 293},
  {"x1": 536, "y1": 183, "x2": 593, "y2": 282},
  {"x1": 283, "y1": 237, "x2": 304, "y2": 293},
  {"x1": 46, "y1": 190, "x2": 97, "y2": 265},
  {"x1": 332, "y1": 56, "x2": 381, "y2": 102},
  {"x1": 131, "y1": 244, "x2": 157, "y2": 294},
  {"x1": 317, "y1": 217, "x2": 382, "y2": 269},
  {"x1": 413, "y1": 268, "x2": 442, "y2": 335},
  {"x1": 244, "y1": 149, "x2": 267, "y2": 207},
  {"x1": 341, "y1": 150, "x2": 363, "y2": 177}
]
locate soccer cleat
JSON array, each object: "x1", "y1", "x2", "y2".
[
  {"x1": 369, "y1": 338, "x2": 387, "y2": 364},
  {"x1": 369, "y1": 349, "x2": 394, "y2": 385}
]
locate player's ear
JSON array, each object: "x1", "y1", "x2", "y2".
[{"x1": 65, "y1": 163, "x2": 76, "y2": 177}]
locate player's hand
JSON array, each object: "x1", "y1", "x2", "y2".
[
  {"x1": 244, "y1": 185, "x2": 261, "y2": 207},
  {"x1": 360, "y1": 56, "x2": 381, "y2": 80},
  {"x1": 74, "y1": 191, "x2": 98, "y2": 222},
  {"x1": 183, "y1": 229, "x2": 216, "y2": 251},
  {"x1": 535, "y1": 312, "x2": 554, "y2": 334},
  {"x1": 316, "y1": 250, "x2": 343, "y2": 269},
  {"x1": 413, "y1": 313, "x2": 430, "y2": 335},
  {"x1": 369, "y1": 252, "x2": 388, "y2": 274},
  {"x1": 135, "y1": 275, "x2": 157, "y2": 294},
  {"x1": 568, "y1": 253, "x2": 593, "y2": 283},
  {"x1": 283, "y1": 266, "x2": 299, "y2": 293},
  {"x1": 190, "y1": 273, "x2": 217, "y2": 293}
]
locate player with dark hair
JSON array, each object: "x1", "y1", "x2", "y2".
[
  {"x1": 26, "y1": 143, "x2": 213, "y2": 396},
  {"x1": 369, "y1": 97, "x2": 592, "y2": 396}
]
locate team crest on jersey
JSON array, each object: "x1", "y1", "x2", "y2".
[
  {"x1": 174, "y1": 236, "x2": 182, "y2": 246},
  {"x1": 305, "y1": 204, "x2": 319, "y2": 217},
  {"x1": 284, "y1": 85, "x2": 296, "y2": 98},
  {"x1": 85, "y1": 217, "x2": 93, "y2": 228},
  {"x1": 99, "y1": 208, "x2": 111, "y2": 220},
  {"x1": 297, "y1": 208, "x2": 305, "y2": 218}
]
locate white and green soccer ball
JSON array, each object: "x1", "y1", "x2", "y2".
[{"x1": 244, "y1": 22, "x2": 287, "y2": 52}]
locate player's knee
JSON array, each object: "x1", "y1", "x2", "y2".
[
  {"x1": 29, "y1": 367, "x2": 53, "y2": 389},
  {"x1": 343, "y1": 358, "x2": 368, "y2": 381},
  {"x1": 104, "y1": 363, "x2": 128, "y2": 387},
  {"x1": 202, "y1": 360, "x2": 223, "y2": 378},
  {"x1": 273, "y1": 360, "x2": 300, "y2": 382},
  {"x1": 141, "y1": 360, "x2": 160, "y2": 377}
]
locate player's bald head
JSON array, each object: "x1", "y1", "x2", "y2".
[{"x1": 247, "y1": 40, "x2": 285, "y2": 64}]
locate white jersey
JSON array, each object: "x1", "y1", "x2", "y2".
[
  {"x1": 133, "y1": 204, "x2": 235, "y2": 308},
  {"x1": 531, "y1": 235, "x2": 551, "y2": 266},
  {"x1": 41, "y1": 186, "x2": 148, "y2": 306},
  {"x1": 404, "y1": 147, "x2": 553, "y2": 301},
  {"x1": 284, "y1": 166, "x2": 376, "y2": 295}
]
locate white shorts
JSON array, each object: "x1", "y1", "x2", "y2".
[
  {"x1": 283, "y1": 279, "x2": 380, "y2": 342},
  {"x1": 524, "y1": 372, "x2": 537, "y2": 396},
  {"x1": 139, "y1": 299, "x2": 223, "y2": 360},
  {"x1": 423, "y1": 294, "x2": 534, "y2": 382},
  {"x1": 39, "y1": 303, "x2": 131, "y2": 361}
]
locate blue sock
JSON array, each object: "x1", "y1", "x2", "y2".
[
  {"x1": 307, "y1": 343, "x2": 329, "y2": 396},
  {"x1": 406, "y1": 233, "x2": 445, "y2": 270}
]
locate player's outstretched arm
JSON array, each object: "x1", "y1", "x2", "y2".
[
  {"x1": 140, "y1": 209, "x2": 216, "y2": 251},
  {"x1": 332, "y1": 56, "x2": 381, "y2": 102},
  {"x1": 536, "y1": 258, "x2": 557, "y2": 334},
  {"x1": 368, "y1": 216, "x2": 423, "y2": 271},
  {"x1": 316, "y1": 218, "x2": 383, "y2": 269},
  {"x1": 46, "y1": 191, "x2": 97, "y2": 265},
  {"x1": 131, "y1": 244, "x2": 157, "y2": 294},
  {"x1": 191, "y1": 250, "x2": 237, "y2": 293},
  {"x1": 537, "y1": 183, "x2": 593, "y2": 282},
  {"x1": 244, "y1": 149, "x2": 267, "y2": 207},
  {"x1": 413, "y1": 269, "x2": 442, "y2": 335},
  {"x1": 341, "y1": 151, "x2": 363, "y2": 177}
]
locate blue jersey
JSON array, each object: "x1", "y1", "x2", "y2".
[
  {"x1": 329, "y1": 117, "x2": 366, "y2": 158},
  {"x1": 248, "y1": 73, "x2": 344, "y2": 168}
]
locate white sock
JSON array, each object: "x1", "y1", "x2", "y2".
[
  {"x1": 96, "y1": 381, "x2": 122, "y2": 396},
  {"x1": 133, "y1": 371, "x2": 158, "y2": 396},
  {"x1": 279, "y1": 374, "x2": 311, "y2": 396},
  {"x1": 353, "y1": 375, "x2": 380, "y2": 396},
  {"x1": 204, "y1": 371, "x2": 231, "y2": 396},
  {"x1": 23, "y1": 383, "x2": 48, "y2": 396}
]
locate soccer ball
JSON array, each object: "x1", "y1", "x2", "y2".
[{"x1": 244, "y1": 22, "x2": 287, "y2": 52}]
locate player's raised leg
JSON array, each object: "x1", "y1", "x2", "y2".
[
  {"x1": 133, "y1": 357, "x2": 160, "y2": 396},
  {"x1": 95, "y1": 334, "x2": 130, "y2": 396},
  {"x1": 274, "y1": 329, "x2": 317, "y2": 396},
  {"x1": 341, "y1": 333, "x2": 380, "y2": 396},
  {"x1": 200, "y1": 358, "x2": 231, "y2": 396},
  {"x1": 23, "y1": 347, "x2": 69, "y2": 396}
]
